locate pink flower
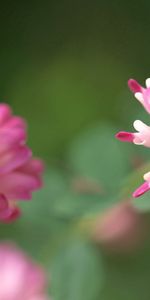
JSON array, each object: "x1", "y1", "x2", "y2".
[
  {"x1": 133, "y1": 172, "x2": 150, "y2": 198},
  {"x1": 0, "y1": 104, "x2": 44, "y2": 222},
  {"x1": 116, "y1": 78, "x2": 150, "y2": 198},
  {"x1": 0, "y1": 243, "x2": 50, "y2": 300},
  {"x1": 128, "y1": 78, "x2": 150, "y2": 113},
  {"x1": 92, "y1": 201, "x2": 143, "y2": 252},
  {"x1": 116, "y1": 120, "x2": 150, "y2": 147}
]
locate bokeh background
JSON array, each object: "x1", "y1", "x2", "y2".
[
  {"x1": 1, "y1": 1, "x2": 150, "y2": 299},
  {"x1": 1, "y1": 0, "x2": 150, "y2": 159}
]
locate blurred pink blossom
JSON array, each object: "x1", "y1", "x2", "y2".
[
  {"x1": 92, "y1": 202, "x2": 144, "y2": 252},
  {"x1": 0, "y1": 104, "x2": 44, "y2": 222},
  {"x1": 0, "y1": 243, "x2": 50, "y2": 300}
]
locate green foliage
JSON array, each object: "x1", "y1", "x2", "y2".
[
  {"x1": 68, "y1": 123, "x2": 134, "y2": 192},
  {"x1": 51, "y1": 240, "x2": 104, "y2": 300},
  {"x1": 101, "y1": 243, "x2": 150, "y2": 300},
  {"x1": 133, "y1": 193, "x2": 150, "y2": 212},
  {"x1": 52, "y1": 192, "x2": 117, "y2": 219}
]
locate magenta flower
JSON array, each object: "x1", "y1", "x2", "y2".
[
  {"x1": 116, "y1": 120, "x2": 150, "y2": 147},
  {"x1": 128, "y1": 78, "x2": 150, "y2": 113},
  {"x1": 0, "y1": 104, "x2": 44, "y2": 222},
  {"x1": 0, "y1": 243, "x2": 50, "y2": 300}
]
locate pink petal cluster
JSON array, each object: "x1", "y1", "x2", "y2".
[
  {"x1": 128, "y1": 78, "x2": 150, "y2": 113},
  {"x1": 0, "y1": 104, "x2": 44, "y2": 222},
  {"x1": 0, "y1": 243, "x2": 50, "y2": 300},
  {"x1": 116, "y1": 120, "x2": 150, "y2": 147},
  {"x1": 116, "y1": 78, "x2": 150, "y2": 197}
]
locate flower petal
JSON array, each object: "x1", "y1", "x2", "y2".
[
  {"x1": 0, "y1": 104, "x2": 12, "y2": 126},
  {"x1": 3, "y1": 116, "x2": 27, "y2": 131},
  {"x1": 0, "y1": 146, "x2": 32, "y2": 174},
  {"x1": 0, "y1": 129, "x2": 26, "y2": 154},
  {"x1": 18, "y1": 158, "x2": 44, "y2": 175},
  {"x1": 133, "y1": 181, "x2": 150, "y2": 197},
  {"x1": 115, "y1": 131, "x2": 134, "y2": 142},
  {"x1": 2, "y1": 207, "x2": 21, "y2": 223},
  {"x1": 128, "y1": 79, "x2": 143, "y2": 93},
  {"x1": 0, "y1": 172, "x2": 42, "y2": 200}
]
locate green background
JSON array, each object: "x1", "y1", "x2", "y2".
[
  {"x1": 1, "y1": 1, "x2": 150, "y2": 299},
  {"x1": 1, "y1": 0, "x2": 150, "y2": 159}
]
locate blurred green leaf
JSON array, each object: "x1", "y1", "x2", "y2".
[
  {"x1": 133, "y1": 193, "x2": 150, "y2": 212},
  {"x1": 52, "y1": 191, "x2": 118, "y2": 219},
  {"x1": 51, "y1": 240, "x2": 104, "y2": 300},
  {"x1": 68, "y1": 123, "x2": 134, "y2": 192},
  {"x1": 101, "y1": 241, "x2": 150, "y2": 300},
  {"x1": 20, "y1": 168, "x2": 69, "y2": 222}
]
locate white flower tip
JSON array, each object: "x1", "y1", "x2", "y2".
[
  {"x1": 146, "y1": 78, "x2": 150, "y2": 88},
  {"x1": 144, "y1": 172, "x2": 150, "y2": 181},
  {"x1": 135, "y1": 92, "x2": 144, "y2": 103},
  {"x1": 133, "y1": 120, "x2": 145, "y2": 131}
]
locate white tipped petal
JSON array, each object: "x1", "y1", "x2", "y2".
[
  {"x1": 135, "y1": 92, "x2": 144, "y2": 103},
  {"x1": 146, "y1": 78, "x2": 150, "y2": 88},
  {"x1": 144, "y1": 172, "x2": 150, "y2": 181},
  {"x1": 133, "y1": 120, "x2": 147, "y2": 132}
]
